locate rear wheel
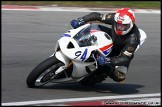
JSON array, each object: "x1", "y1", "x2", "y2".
[{"x1": 26, "y1": 56, "x2": 64, "y2": 88}]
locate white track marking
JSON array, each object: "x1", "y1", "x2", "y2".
[
  {"x1": 1, "y1": 5, "x2": 160, "y2": 14},
  {"x1": 2, "y1": 93, "x2": 160, "y2": 106}
]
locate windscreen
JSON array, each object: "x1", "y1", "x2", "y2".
[{"x1": 73, "y1": 24, "x2": 99, "y2": 47}]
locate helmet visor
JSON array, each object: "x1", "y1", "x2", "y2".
[{"x1": 114, "y1": 22, "x2": 130, "y2": 31}]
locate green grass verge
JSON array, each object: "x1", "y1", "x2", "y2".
[{"x1": 2, "y1": 1, "x2": 161, "y2": 9}]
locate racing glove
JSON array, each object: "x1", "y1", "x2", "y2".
[
  {"x1": 97, "y1": 56, "x2": 111, "y2": 66},
  {"x1": 70, "y1": 18, "x2": 85, "y2": 29}
]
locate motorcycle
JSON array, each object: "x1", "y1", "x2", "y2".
[
  {"x1": 26, "y1": 23, "x2": 147, "y2": 88},
  {"x1": 26, "y1": 23, "x2": 114, "y2": 88}
]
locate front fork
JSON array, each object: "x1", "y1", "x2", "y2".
[{"x1": 50, "y1": 50, "x2": 73, "y2": 75}]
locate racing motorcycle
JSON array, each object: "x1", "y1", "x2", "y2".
[
  {"x1": 26, "y1": 23, "x2": 147, "y2": 88},
  {"x1": 26, "y1": 23, "x2": 114, "y2": 88}
]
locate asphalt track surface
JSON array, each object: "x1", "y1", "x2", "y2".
[{"x1": 2, "y1": 10, "x2": 161, "y2": 105}]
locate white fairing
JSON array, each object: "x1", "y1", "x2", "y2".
[
  {"x1": 135, "y1": 29, "x2": 147, "y2": 52},
  {"x1": 55, "y1": 51, "x2": 70, "y2": 67},
  {"x1": 72, "y1": 61, "x2": 96, "y2": 78},
  {"x1": 53, "y1": 24, "x2": 113, "y2": 78}
]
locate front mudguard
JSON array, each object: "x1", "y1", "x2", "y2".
[
  {"x1": 50, "y1": 40, "x2": 70, "y2": 67},
  {"x1": 50, "y1": 51, "x2": 70, "y2": 67}
]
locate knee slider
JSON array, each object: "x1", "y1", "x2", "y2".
[{"x1": 109, "y1": 66, "x2": 127, "y2": 82}]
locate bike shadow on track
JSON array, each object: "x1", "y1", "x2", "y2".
[{"x1": 38, "y1": 82, "x2": 145, "y2": 94}]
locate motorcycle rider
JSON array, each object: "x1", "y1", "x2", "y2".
[{"x1": 70, "y1": 8, "x2": 141, "y2": 83}]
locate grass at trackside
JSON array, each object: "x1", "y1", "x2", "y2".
[{"x1": 1, "y1": 1, "x2": 161, "y2": 9}]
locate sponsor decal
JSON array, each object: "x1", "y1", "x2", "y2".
[{"x1": 117, "y1": 16, "x2": 124, "y2": 21}]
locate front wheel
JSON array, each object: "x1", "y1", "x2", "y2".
[{"x1": 26, "y1": 56, "x2": 64, "y2": 88}]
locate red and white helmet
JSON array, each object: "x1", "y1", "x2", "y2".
[{"x1": 114, "y1": 8, "x2": 135, "y2": 36}]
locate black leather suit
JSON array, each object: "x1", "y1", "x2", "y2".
[{"x1": 77, "y1": 12, "x2": 140, "y2": 68}]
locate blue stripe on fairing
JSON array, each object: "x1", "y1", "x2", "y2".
[{"x1": 62, "y1": 34, "x2": 71, "y2": 37}]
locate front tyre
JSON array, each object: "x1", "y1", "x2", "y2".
[{"x1": 26, "y1": 56, "x2": 64, "y2": 88}]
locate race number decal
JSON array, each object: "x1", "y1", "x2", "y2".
[
  {"x1": 80, "y1": 48, "x2": 88, "y2": 61},
  {"x1": 74, "y1": 51, "x2": 82, "y2": 59},
  {"x1": 74, "y1": 48, "x2": 88, "y2": 61}
]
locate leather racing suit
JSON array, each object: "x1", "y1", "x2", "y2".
[{"x1": 74, "y1": 12, "x2": 141, "y2": 82}]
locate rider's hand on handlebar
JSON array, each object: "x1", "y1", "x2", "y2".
[
  {"x1": 70, "y1": 19, "x2": 80, "y2": 29},
  {"x1": 97, "y1": 56, "x2": 111, "y2": 66},
  {"x1": 70, "y1": 18, "x2": 84, "y2": 29}
]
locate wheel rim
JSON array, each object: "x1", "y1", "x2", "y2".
[{"x1": 34, "y1": 63, "x2": 63, "y2": 86}]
